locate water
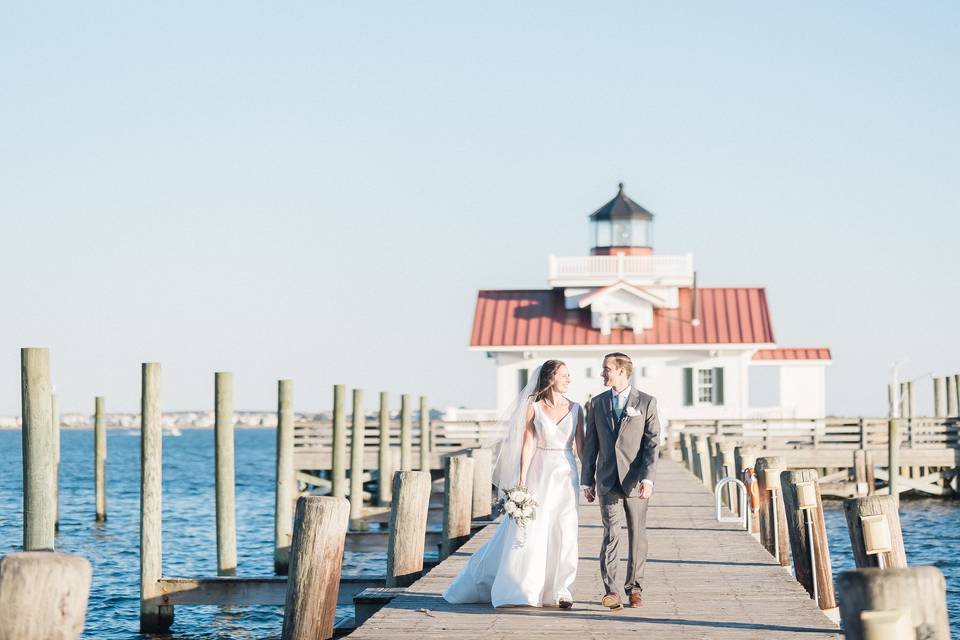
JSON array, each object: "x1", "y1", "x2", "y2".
[{"x1": 0, "y1": 429, "x2": 957, "y2": 637}]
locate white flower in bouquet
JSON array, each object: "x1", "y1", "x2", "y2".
[
  {"x1": 504, "y1": 501, "x2": 517, "y2": 516},
  {"x1": 521, "y1": 505, "x2": 534, "y2": 518}
]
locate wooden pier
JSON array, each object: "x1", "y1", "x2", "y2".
[{"x1": 348, "y1": 459, "x2": 842, "y2": 640}]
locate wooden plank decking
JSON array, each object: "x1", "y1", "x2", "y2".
[{"x1": 349, "y1": 459, "x2": 842, "y2": 639}]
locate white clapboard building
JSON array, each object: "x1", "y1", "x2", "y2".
[{"x1": 469, "y1": 184, "x2": 831, "y2": 420}]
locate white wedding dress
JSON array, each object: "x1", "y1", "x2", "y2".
[{"x1": 442, "y1": 401, "x2": 580, "y2": 607}]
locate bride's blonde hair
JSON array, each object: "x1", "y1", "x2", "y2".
[{"x1": 532, "y1": 360, "x2": 566, "y2": 402}]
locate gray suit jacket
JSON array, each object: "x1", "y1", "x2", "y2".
[{"x1": 582, "y1": 387, "x2": 661, "y2": 497}]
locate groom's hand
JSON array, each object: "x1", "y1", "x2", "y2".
[
  {"x1": 637, "y1": 481, "x2": 653, "y2": 500},
  {"x1": 583, "y1": 486, "x2": 596, "y2": 502}
]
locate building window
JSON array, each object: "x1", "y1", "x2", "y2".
[
  {"x1": 697, "y1": 368, "x2": 714, "y2": 403},
  {"x1": 683, "y1": 367, "x2": 725, "y2": 406},
  {"x1": 518, "y1": 368, "x2": 529, "y2": 392},
  {"x1": 610, "y1": 313, "x2": 632, "y2": 329}
]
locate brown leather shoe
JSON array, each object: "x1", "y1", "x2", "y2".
[
  {"x1": 601, "y1": 593, "x2": 623, "y2": 610},
  {"x1": 628, "y1": 592, "x2": 642, "y2": 608}
]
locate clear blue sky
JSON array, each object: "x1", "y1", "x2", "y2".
[{"x1": 1, "y1": 2, "x2": 957, "y2": 415}]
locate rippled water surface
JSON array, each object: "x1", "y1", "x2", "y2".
[{"x1": 0, "y1": 429, "x2": 956, "y2": 637}]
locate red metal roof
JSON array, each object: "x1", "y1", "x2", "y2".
[
  {"x1": 469, "y1": 288, "x2": 775, "y2": 347},
  {"x1": 752, "y1": 348, "x2": 832, "y2": 361}
]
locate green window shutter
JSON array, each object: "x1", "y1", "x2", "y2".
[
  {"x1": 714, "y1": 367, "x2": 725, "y2": 405},
  {"x1": 518, "y1": 368, "x2": 529, "y2": 392},
  {"x1": 683, "y1": 368, "x2": 693, "y2": 406}
]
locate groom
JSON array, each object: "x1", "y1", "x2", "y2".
[{"x1": 581, "y1": 352, "x2": 661, "y2": 610}]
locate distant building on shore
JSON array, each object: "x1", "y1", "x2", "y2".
[{"x1": 470, "y1": 184, "x2": 831, "y2": 419}]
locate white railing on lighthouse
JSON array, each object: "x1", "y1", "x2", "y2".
[{"x1": 547, "y1": 254, "x2": 694, "y2": 287}]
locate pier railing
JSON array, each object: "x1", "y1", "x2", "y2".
[{"x1": 667, "y1": 417, "x2": 960, "y2": 450}]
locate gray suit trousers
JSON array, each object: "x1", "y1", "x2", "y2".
[{"x1": 599, "y1": 490, "x2": 649, "y2": 597}]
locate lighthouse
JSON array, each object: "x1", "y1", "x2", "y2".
[{"x1": 470, "y1": 184, "x2": 832, "y2": 419}]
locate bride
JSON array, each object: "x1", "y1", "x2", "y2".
[{"x1": 442, "y1": 360, "x2": 583, "y2": 608}]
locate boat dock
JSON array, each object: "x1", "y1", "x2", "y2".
[{"x1": 349, "y1": 459, "x2": 841, "y2": 639}]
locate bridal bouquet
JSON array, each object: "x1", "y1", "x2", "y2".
[{"x1": 497, "y1": 486, "x2": 539, "y2": 546}]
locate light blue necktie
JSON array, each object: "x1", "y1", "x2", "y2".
[{"x1": 613, "y1": 392, "x2": 623, "y2": 420}]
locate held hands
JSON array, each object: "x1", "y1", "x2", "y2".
[
  {"x1": 637, "y1": 481, "x2": 653, "y2": 500},
  {"x1": 583, "y1": 486, "x2": 596, "y2": 503}
]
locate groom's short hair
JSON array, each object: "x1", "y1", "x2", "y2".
[{"x1": 604, "y1": 352, "x2": 633, "y2": 376}]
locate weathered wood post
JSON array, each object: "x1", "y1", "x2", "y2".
[
  {"x1": 441, "y1": 454, "x2": 475, "y2": 559},
  {"x1": 350, "y1": 388, "x2": 366, "y2": 528},
  {"x1": 755, "y1": 456, "x2": 789, "y2": 566},
  {"x1": 837, "y1": 567, "x2": 949, "y2": 640},
  {"x1": 852, "y1": 449, "x2": 868, "y2": 497},
  {"x1": 215, "y1": 372, "x2": 237, "y2": 576},
  {"x1": 735, "y1": 445, "x2": 760, "y2": 534},
  {"x1": 385, "y1": 471, "x2": 432, "y2": 587},
  {"x1": 693, "y1": 436, "x2": 712, "y2": 488},
  {"x1": 275, "y1": 379, "x2": 294, "y2": 575},
  {"x1": 0, "y1": 552, "x2": 92, "y2": 639},
  {"x1": 21, "y1": 347, "x2": 55, "y2": 551},
  {"x1": 94, "y1": 396, "x2": 107, "y2": 523},
  {"x1": 907, "y1": 381, "x2": 916, "y2": 419},
  {"x1": 419, "y1": 396, "x2": 431, "y2": 472},
  {"x1": 718, "y1": 441, "x2": 737, "y2": 511},
  {"x1": 281, "y1": 496, "x2": 350, "y2": 640},
  {"x1": 378, "y1": 391, "x2": 392, "y2": 505},
  {"x1": 400, "y1": 394, "x2": 412, "y2": 471},
  {"x1": 947, "y1": 374, "x2": 959, "y2": 418},
  {"x1": 888, "y1": 419, "x2": 901, "y2": 497},
  {"x1": 140, "y1": 362, "x2": 172, "y2": 632},
  {"x1": 843, "y1": 494, "x2": 907, "y2": 569},
  {"x1": 331, "y1": 384, "x2": 346, "y2": 499},
  {"x1": 679, "y1": 431, "x2": 690, "y2": 469},
  {"x1": 468, "y1": 448, "x2": 493, "y2": 519},
  {"x1": 52, "y1": 392, "x2": 60, "y2": 532},
  {"x1": 864, "y1": 450, "x2": 876, "y2": 496},
  {"x1": 933, "y1": 377, "x2": 947, "y2": 418},
  {"x1": 780, "y1": 469, "x2": 836, "y2": 610}
]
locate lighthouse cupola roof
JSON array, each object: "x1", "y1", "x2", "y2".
[
  {"x1": 589, "y1": 182, "x2": 654, "y2": 222},
  {"x1": 589, "y1": 183, "x2": 654, "y2": 256}
]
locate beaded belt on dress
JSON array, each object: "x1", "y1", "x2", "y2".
[{"x1": 537, "y1": 445, "x2": 573, "y2": 451}]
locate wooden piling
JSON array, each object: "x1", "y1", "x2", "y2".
[
  {"x1": 864, "y1": 450, "x2": 876, "y2": 496},
  {"x1": 735, "y1": 445, "x2": 760, "y2": 534},
  {"x1": 350, "y1": 388, "x2": 366, "y2": 528},
  {"x1": 693, "y1": 436, "x2": 712, "y2": 488},
  {"x1": 852, "y1": 449, "x2": 868, "y2": 497},
  {"x1": 215, "y1": 372, "x2": 237, "y2": 576},
  {"x1": 281, "y1": 496, "x2": 350, "y2": 640},
  {"x1": 780, "y1": 469, "x2": 836, "y2": 610},
  {"x1": 140, "y1": 362, "x2": 172, "y2": 632},
  {"x1": 385, "y1": 471, "x2": 432, "y2": 588},
  {"x1": 933, "y1": 377, "x2": 947, "y2": 418},
  {"x1": 94, "y1": 396, "x2": 107, "y2": 523},
  {"x1": 419, "y1": 396, "x2": 431, "y2": 472},
  {"x1": 842, "y1": 495, "x2": 907, "y2": 569},
  {"x1": 52, "y1": 393, "x2": 60, "y2": 532},
  {"x1": 400, "y1": 394, "x2": 412, "y2": 472},
  {"x1": 947, "y1": 374, "x2": 959, "y2": 417},
  {"x1": 441, "y1": 454, "x2": 474, "y2": 559},
  {"x1": 755, "y1": 456, "x2": 789, "y2": 566},
  {"x1": 679, "y1": 431, "x2": 690, "y2": 469},
  {"x1": 837, "y1": 567, "x2": 949, "y2": 640},
  {"x1": 907, "y1": 381, "x2": 916, "y2": 418},
  {"x1": 378, "y1": 391, "x2": 392, "y2": 506},
  {"x1": 888, "y1": 419, "x2": 901, "y2": 497},
  {"x1": 468, "y1": 448, "x2": 493, "y2": 519},
  {"x1": 717, "y1": 441, "x2": 737, "y2": 510},
  {"x1": 0, "y1": 551, "x2": 92, "y2": 640},
  {"x1": 21, "y1": 347, "x2": 55, "y2": 551},
  {"x1": 331, "y1": 384, "x2": 347, "y2": 499},
  {"x1": 275, "y1": 379, "x2": 294, "y2": 575}
]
